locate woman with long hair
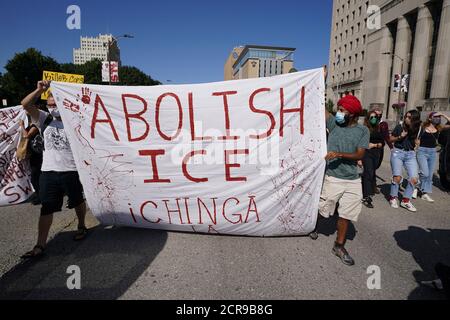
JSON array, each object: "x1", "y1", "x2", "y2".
[
  {"x1": 415, "y1": 112, "x2": 450, "y2": 202},
  {"x1": 389, "y1": 110, "x2": 421, "y2": 212},
  {"x1": 361, "y1": 110, "x2": 385, "y2": 208}
]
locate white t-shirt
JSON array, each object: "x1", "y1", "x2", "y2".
[{"x1": 32, "y1": 110, "x2": 77, "y2": 172}]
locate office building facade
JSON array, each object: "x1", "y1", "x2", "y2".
[
  {"x1": 73, "y1": 34, "x2": 120, "y2": 65},
  {"x1": 327, "y1": 0, "x2": 371, "y2": 105},
  {"x1": 363, "y1": 0, "x2": 450, "y2": 119},
  {"x1": 225, "y1": 45, "x2": 295, "y2": 80}
]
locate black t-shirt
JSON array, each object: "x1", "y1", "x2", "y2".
[
  {"x1": 392, "y1": 124, "x2": 416, "y2": 151},
  {"x1": 419, "y1": 130, "x2": 439, "y2": 148},
  {"x1": 370, "y1": 130, "x2": 385, "y2": 145}
]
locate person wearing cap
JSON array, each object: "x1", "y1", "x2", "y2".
[
  {"x1": 310, "y1": 94, "x2": 369, "y2": 266},
  {"x1": 415, "y1": 112, "x2": 450, "y2": 202}
]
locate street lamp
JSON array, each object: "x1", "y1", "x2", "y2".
[
  {"x1": 106, "y1": 34, "x2": 134, "y2": 85},
  {"x1": 382, "y1": 52, "x2": 405, "y2": 121}
]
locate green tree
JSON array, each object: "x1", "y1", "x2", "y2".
[
  {"x1": 1, "y1": 48, "x2": 161, "y2": 106},
  {"x1": 326, "y1": 99, "x2": 335, "y2": 114},
  {"x1": 1, "y1": 48, "x2": 60, "y2": 105},
  {"x1": 119, "y1": 66, "x2": 161, "y2": 86},
  {"x1": 60, "y1": 60, "x2": 103, "y2": 84}
]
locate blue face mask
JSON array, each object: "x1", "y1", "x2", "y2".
[{"x1": 335, "y1": 111, "x2": 348, "y2": 126}]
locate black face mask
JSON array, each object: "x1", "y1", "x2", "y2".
[{"x1": 336, "y1": 114, "x2": 351, "y2": 127}]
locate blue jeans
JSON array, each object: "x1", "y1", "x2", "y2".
[
  {"x1": 390, "y1": 148, "x2": 419, "y2": 199},
  {"x1": 417, "y1": 147, "x2": 437, "y2": 194}
]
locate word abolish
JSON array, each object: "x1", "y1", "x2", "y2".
[{"x1": 90, "y1": 87, "x2": 305, "y2": 184}]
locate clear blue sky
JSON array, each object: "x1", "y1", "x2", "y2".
[{"x1": 0, "y1": 0, "x2": 333, "y2": 84}]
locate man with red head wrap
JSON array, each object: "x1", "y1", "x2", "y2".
[{"x1": 309, "y1": 94, "x2": 369, "y2": 266}]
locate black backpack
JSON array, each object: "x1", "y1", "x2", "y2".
[{"x1": 30, "y1": 114, "x2": 53, "y2": 154}]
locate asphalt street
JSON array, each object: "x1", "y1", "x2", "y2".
[{"x1": 0, "y1": 149, "x2": 449, "y2": 300}]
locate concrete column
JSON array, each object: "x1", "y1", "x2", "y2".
[
  {"x1": 431, "y1": 0, "x2": 450, "y2": 99},
  {"x1": 388, "y1": 17, "x2": 412, "y2": 119},
  {"x1": 362, "y1": 26, "x2": 394, "y2": 116},
  {"x1": 408, "y1": 5, "x2": 434, "y2": 110}
]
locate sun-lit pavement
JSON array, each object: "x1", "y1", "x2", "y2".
[{"x1": 0, "y1": 149, "x2": 449, "y2": 300}]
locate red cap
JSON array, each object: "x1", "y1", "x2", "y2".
[{"x1": 337, "y1": 95, "x2": 363, "y2": 115}]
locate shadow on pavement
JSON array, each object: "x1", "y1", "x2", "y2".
[
  {"x1": 433, "y1": 175, "x2": 450, "y2": 194},
  {"x1": 315, "y1": 209, "x2": 357, "y2": 241},
  {"x1": 0, "y1": 226, "x2": 168, "y2": 300},
  {"x1": 394, "y1": 226, "x2": 450, "y2": 300},
  {"x1": 379, "y1": 183, "x2": 392, "y2": 202}
]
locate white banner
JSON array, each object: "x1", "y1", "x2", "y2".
[
  {"x1": 0, "y1": 106, "x2": 34, "y2": 206},
  {"x1": 51, "y1": 68, "x2": 326, "y2": 236}
]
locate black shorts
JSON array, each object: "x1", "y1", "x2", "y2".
[{"x1": 39, "y1": 171, "x2": 85, "y2": 216}]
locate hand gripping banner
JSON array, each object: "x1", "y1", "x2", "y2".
[{"x1": 51, "y1": 68, "x2": 326, "y2": 236}]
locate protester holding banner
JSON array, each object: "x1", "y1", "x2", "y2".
[
  {"x1": 389, "y1": 110, "x2": 421, "y2": 212},
  {"x1": 361, "y1": 111, "x2": 385, "y2": 208},
  {"x1": 20, "y1": 80, "x2": 88, "y2": 259},
  {"x1": 312, "y1": 95, "x2": 369, "y2": 266}
]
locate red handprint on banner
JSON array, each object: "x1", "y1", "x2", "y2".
[
  {"x1": 81, "y1": 87, "x2": 92, "y2": 105},
  {"x1": 63, "y1": 99, "x2": 80, "y2": 112}
]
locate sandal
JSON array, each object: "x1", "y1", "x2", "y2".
[
  {"x1": 73, "y1": 226, "x2": 89, "y2": 241},
  {"x1": 21, "y1": 245, "x2": 46, "y2": 259}
]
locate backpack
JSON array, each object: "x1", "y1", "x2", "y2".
[{"x1": 30, "y1": 114, "x2": 53, "y2": 154}]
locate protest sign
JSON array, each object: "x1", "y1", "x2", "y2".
[{"x1": 51, "y1": 68, "x2": 326, "y2": 236}]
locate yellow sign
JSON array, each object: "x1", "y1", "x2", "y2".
[{"x1": 41, "y1": 71, "x2": 84, "y2": 100}]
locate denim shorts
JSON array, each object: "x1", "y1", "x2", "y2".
[{"x1": 39, "y1": 171, "x2": 85, "y2": 216}]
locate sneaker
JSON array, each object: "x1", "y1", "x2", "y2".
[
  {"x1": 412, "y1": 188, "x2": 418, "y2": 199},
  {"x1": 362, "y1": 197, "x2": 374, "y2": 209},
  {"x1": 400, "y1": 201, "x2": 417, "y2": 212},
  {"x1": 390, "y1": 197, "x2": 399, "y2": 209},
  {"x1": 332, "y1": 243, "x2": 355, "y2": 266},
  {"x1": 421, "y1": 193, "x2": 435, "y2": 203}
]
